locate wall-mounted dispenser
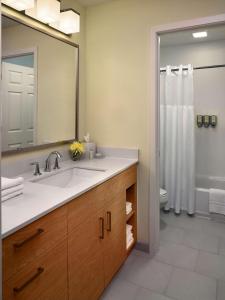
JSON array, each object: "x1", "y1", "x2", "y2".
[
  {"x1": 210, "y1": 115, "x2": 217, "y2": 128},
  {"x1": 196, "y1": 114, "x2": 218, "y2": 128},
  {"x1": 197, "y1": 115, "x2": 203, "y2": 128},
  {"x1": 203, "y1": 115, "x2": 210, "y2": 128}
]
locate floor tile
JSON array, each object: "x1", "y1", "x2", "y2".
[
  {"x1": 202, "y1": 221, "x2": 225, "y2": 239},
  {"x1": 196, "y1": 251, "x2": 225, "y2": 280},
  {"x1": 132, "y1": 249, "x2": 151, "y2": 258},
  {"x1": 118, "y1": 255, "x2": 173, "y2": 293},
  {"x1": 135, "y1": 287, "x2": 173, "y2": 300},
  {"x1": 160, "y1": 225, "x2": 185, "y2": 244},
  {"x1": 161, "y1": 213, "x2": 206, "y2": 232},
  {"x1": 217, "y1": 280, "x2": 225, "y2": 300},
  {"x1": 100, "y1": 277, "x2": 139, "y2": 300},
  {"x1": 218, "y1": 238, "x2": 225, "y2": 256},
  {"x1": 182, "y1": 229, "x2": 219, "y2": 253},
  {"x1": 155, "y1": 240, "x2": 199, "y2": 270},
  {"x1": 166, "y1": 267, "x2": 217, "y2": 300}
]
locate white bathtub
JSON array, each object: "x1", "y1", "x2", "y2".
[{"x1": 195, "y1": 175, "x2": 225, "y2": 215}]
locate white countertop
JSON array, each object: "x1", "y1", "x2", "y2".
[{"x1": 2, "y1": 157, "x2": 138, "y2": 238}]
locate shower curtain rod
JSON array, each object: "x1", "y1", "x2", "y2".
[{"x1": 160, "y1": 64, "x2": 225, "y2": 72}]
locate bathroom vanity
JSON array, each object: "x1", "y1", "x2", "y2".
[
  {"x1": 1, "y1": 5, "x2": 138, "y2": 300},
  {"x1": 2, "y1": 159, "x2": 137, "y2": 300}
]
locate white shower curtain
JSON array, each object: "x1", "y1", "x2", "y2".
[{"x1": 160, "y1": 65, "x2": 195, "y2": 214}]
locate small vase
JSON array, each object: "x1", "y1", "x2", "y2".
[{"x1": 70, "y1": 151, "x2": 82, "y2": 161}]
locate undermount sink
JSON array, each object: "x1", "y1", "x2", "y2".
[{"x1": 32, "y1": 167, "x2": 105, "y2": 188}]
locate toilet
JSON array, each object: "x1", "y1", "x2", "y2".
[{"x1": 160, "y1": 188, "x2": 168, "y2": 208}]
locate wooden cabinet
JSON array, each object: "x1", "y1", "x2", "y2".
[{"x1": 3, "y1": 165, "x2": 137, "y2": 300}]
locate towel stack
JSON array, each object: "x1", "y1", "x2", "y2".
[
  {"x1": 1, "y1": 177, "x2": 24, "y2": 202},
  {"x1": 126, "y1": 201, "x2": 133, "y2": 215},
  {"x1": 126, "y1": 224, "x2": 134, "y2": 249}
]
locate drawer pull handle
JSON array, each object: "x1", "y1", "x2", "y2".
[
  {"x1": 106, "y1": 211, "x2": 112, "y2": 232},
  {"x1": 13, "y1": 267, "x2": 44, "y2": 293},
  {"x1": 99, "y1": 217, "x2": 104, "y2": 239},
  {"x1": 13, "y1": 228, "x2": 44, "y2": 248}
]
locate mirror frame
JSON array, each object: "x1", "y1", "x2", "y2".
[{"x1": 1, "y1": 4, "x2": 79, "y2": 156}]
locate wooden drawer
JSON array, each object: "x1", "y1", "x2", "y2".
[
  {"x1": 3, "y1": 241, "x2": 68, "y2": 300},
  {"x1": 3, "y1": 205, "x2": 67, "y2": 281},
  {"x1": 122, "y1": 165, "x2": 137, "y2": 189},
  {"x1": 103, "y1": 165, "x2": 137, "y2": 202}
]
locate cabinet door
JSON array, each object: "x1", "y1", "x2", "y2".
[
  {"x1": 103, "y1": 192, "x2": 126, "y2": 286},
  {"x1": 68, "y1": 211, "x2": 105, "y2": 300}
]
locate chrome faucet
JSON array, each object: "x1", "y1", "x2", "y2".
[
  {"x1": 44, "y1": 151, "x2": 63, "y2": 172},
  {"x1": 30, "y1": 162, "x2": 42, "y2": 176}
]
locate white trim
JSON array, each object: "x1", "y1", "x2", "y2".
[
  {"x1": 2, "y1": 47, "x2": 38, "y2": 145},
  {"x1": 149, "y1": 13, "x2": 225, "y2": 256}
]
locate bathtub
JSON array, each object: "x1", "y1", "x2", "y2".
[{"x1": 195, "y1": 175, "x2": 225, "y2": 215}]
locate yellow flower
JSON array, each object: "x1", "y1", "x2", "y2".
[{"x1": 70, "y1": 141, "x2": 84, "y2": 154}]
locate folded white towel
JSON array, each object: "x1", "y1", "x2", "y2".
[
  {"x1": 126, "y1": 233, "x2": 134, "y2": 243},
  {"x1": 2, "y1": 190, "x2": 23, "y2": 202},
  {"x1": 209, "y1": 189, "x2": 225, "y2": 215},
  {"x1": 1, "y1": 177, "x2": 24, "y2": 191},
  {"x1": 126, "y1": 201, "x2": 132, "y2": 208},
  {"x1": 1, "y1": 184, "x2": 24, "y2": 197},
  {"x1": 126, "y1": 224, "x2": 132, "y2": 231},
  {"x1": 126, "y1": 206, "x2": 132, "y2": 215},
  {"x1": 127, "y1": 237, "x2": 134, "y2": 249}
]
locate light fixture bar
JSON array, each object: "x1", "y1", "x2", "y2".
[
  {"x1": 26, "y1": 0, "x2": 60, "y2": 24},
  {"x1": 3, "y1": 0, "x2": 80, "y2": 35},
  {"x1": 2, "y1": 0, "x2": 34, "y2": 11},
  {"x1": 50, "y1": 9, "x2": 80, "y2": 34}
]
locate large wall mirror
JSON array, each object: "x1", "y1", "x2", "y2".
[{"x1": 1, "y1": 11, "x2": 79, "y2": 154}]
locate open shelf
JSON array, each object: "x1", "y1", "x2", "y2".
[
  {"x1": 126, "y1": 239, "x2": 135, "y2": 254},
  {"x1": 126, "y1": 210, "x2": 135, "y2": 222},
  {"x1": 125, "y1": 183, "x2": 137, "y2": 255}
]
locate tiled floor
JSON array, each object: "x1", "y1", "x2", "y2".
[{"x1": 100, "y1": 212, "x2": 225, "y2": 300}]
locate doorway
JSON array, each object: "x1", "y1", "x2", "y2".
[{"x1": 149, "y1": 13, "x2": 225, "y2": 256}]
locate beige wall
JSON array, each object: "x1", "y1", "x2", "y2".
[
  {"x1": 62, "y1": 0, "x2": 87, "y2": 139},
  {"x1": 85, "y1": 0, "x2": 225, "y2": 244}
]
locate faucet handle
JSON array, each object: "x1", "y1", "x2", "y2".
[
  {"x1": 44, "y1": 159, "x2": 51, "y2": 172},
  {"x1": 30, "y1": 162, "x2": 42, "y2": 176},
  {"x1": 53, "y1": 154, "x2": 63, "y2": 170}
]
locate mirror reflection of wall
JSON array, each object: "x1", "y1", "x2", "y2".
[{"x1": 1, "y1": 16, "x2": 78, "y2": 152}]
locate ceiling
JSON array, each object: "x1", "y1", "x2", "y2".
[
  {"x1": 160, "y1": 24, "x2": 225, "y2": 47},
  {"x1": 77, "y1": 0, "x2": 112, "y2": 6}
]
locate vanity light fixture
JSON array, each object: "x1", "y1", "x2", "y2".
[
  {"x1": 50, "y1": 9, "x2": 80, "y2": 34},
  {"x1": 2, "y1": 0, "x2": 34, "y2": 11},
  {"x1": 3, "y1": 0, "x2": 80, "y2": 35},
  {"x1": 26, "y1": 0, "x2": 60, "y2": 24},
  {"x1": 192, "y1": 31, "x2": 208, "y2": 38}
]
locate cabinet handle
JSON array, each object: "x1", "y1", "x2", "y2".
[
  {"x1": 99, "y1": 217, "x2": 104, "y2": 239},
  {"x1": 106, "y1": 211, "x2": 112, "y2": 232},
  {"x1": 13, "y1": 228, "x2": 44, "y2": 248},
  {"x1": 13, "y1": 267, "x2": 44, "y2": 293}
]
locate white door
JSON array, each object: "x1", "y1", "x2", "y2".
[{"x1": 2, "y1": 62, "x2": 36, "y2": 151}]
